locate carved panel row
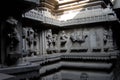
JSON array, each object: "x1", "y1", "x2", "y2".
[{"x1": 45, "y1": 27, "x2": 114, "y2": 53}]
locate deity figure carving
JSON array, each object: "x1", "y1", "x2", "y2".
[
  {"x1": 46, "y1": 29, "x2": 53, "y2": 48},
  {"x1": 52, "y1": 34, "x2": 57, "y2": 46},
  {"x1": 8, "y1": 27, "x2": 20, "y2": 51},
  {"x1": 26, "y1": 28, "x2": 34, "y2": 47},
  {"x1": 60, "y1": 31, "x2": 68, "y2": 41},
  {"x1": 103, "y1": 29, "x2": 112, "y2": 46},
  {"x1": 60, "y1": 31, "x2": 68, "y2": 46},
  {"x1": 103, "y1": 30, "x2": 108, "y2": 45},
  {"x1": 103, "y1": 28, "x2": 114, "y2": 51},
  {"x1": 25, "y1": 28, "x2": 38, "y2": 56}
]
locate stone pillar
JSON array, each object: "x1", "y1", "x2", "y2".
[
  {"x1": 42, "y1": 30, "x2": 45, "y2": 54},
  {"x1": 90, "y1": 29, "x2": 97, "y2": 51},
  {"x1": 86, "y1": 29, "x2": 91, "y2": 52},
  {"x1": 39, "y1": 31, "x2": 43, "y2": 55},
  {"x1": 39, "y1": 30, "x2": 47, "y2": 55}
]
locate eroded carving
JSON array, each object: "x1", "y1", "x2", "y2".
[
  {"x1": 80, "y1": 73, "x2": 88, "y2": 80},
  {"x1": 26, "y1": 28, "x2": 34, "y2": 47},
  {"x1": 24, "y1": 28, "x2": 38, "y2": 56},
  {"x1": 103, "y1": 29, "x2": 111, "y2": 45},
  {"x1": 53, "y1": 74, "x2": 59, "y2": 80},
  {"x1": 8, "y1": 27, "x2": 20, "y2": 51},
  {"x1": 46, "y1": 29, "x2": 53, "y2": 48},
  {"x1": 70, "y1": 31, "x2": 88, "y2": 44},
  {"x1": 60, "y1": 31, "x2": 68, "y2": 46},
  {"x1": 52, "y1": 34, "x2": 57, "y2": 47},
  {"x1": 103, "y1": 28, "x2": 114, "y2": 51}
]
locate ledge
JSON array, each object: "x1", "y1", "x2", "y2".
[
  {"x1": 0, "y1": 63, "x2": 40, "y2": 74},
  {"x1": 25, "y1": 0, "x2": 39, "y2": 4},
  {"x1": 61, "y1": 62, "x2": 112, "y2": 69},
  {"x1": 0, "y1": 73, "x2": 16, "y2": 80},
  {"x1": 24, "y1": 9, "x2": 117, "y2": 27}
]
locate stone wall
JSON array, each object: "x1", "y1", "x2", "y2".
[{"x1": 45, "y1": 26, "x2": 115, "y2": 54}]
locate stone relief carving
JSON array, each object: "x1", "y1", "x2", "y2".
[
  {"x1": 23, "y1": 28, "x2": 38, "y2": 56},
  {"x1": 46, "y1": 29, "x2": 59, "y2": 54},
  {"x1": 53, "y1": 74, "x2": 59, "y2": 80},
  {"x1": 80, "y1": 73, "x2": 88, "y2": 80},
  {"x1": 70, "y1": 31, "x2": 88, "y2": 44},
  {"x1": 103, "y1": 29, "x2": 112, "y2": 46},
  {"x1": 46, "y1": 29, "x2": 53, "y2": 48},
  {"x1": 60, "y1": 31, "x2": 69, "y2": 46},
  {"x1": 26, "y1": 28, "x2": 34, "y2": 47},
  {"x1": 103, "y1": 28, "x2": 114, "y2": 51},
  {"x1": 33, "y1": 31, "x2": 38, "y2": 46},
  {"x1": 52, "y1": 34, "x2": 58, "y2": 47},
  {"x1": 70, "y1": 32, "x2": 76, "y2": 42},
  {"x1": 22, "y1": 28, "x2": 27, "y2": 39},
  {"x1": 8, "y1": 27, "x2": 20, "y2": 51}
]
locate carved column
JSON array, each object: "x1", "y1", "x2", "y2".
[
  {"x1": 39, "y1": 30, "x2": 47, "y2": 55},
  {"x1": 39, "y1": 31, "x2": 43, "y2": 55}
]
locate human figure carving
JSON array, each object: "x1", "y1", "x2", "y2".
[
  {"x1": 26, "y1": 28, "x2": 36, "y2": 56},
  {"x1": 9, "y1": 27, "x2": 20, "y2": 51},
  {"x1": 60, "y1": 31, "x2": 68, "y2": 46},
  {"x1": 46, "y1": 29, "x2": 53, "y2": 48},
  {"x1": 60, "y1": 31, "x2": 68, "y2": 41},
  {"x1": 103, "y1": 29, "x2": 114, "y2": 51},
  {"x1": 27, "y1": 28, "x2": 34, "y2": 47},
  {"x1": 52, "y1": 34, "x2": 57, "y2": 46},
  {"x1": 103, "y1": 30, "x2": 109, "y2": 45}
]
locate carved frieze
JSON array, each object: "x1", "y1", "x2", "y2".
[{"x1": 44, "y1": 27, "x2": 114, "y2": 53}]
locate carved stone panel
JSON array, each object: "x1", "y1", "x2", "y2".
[
  {"x1": 43, "y1": 27, "x2": 114, "y2": 54},
  {"x1": 22, "y1": 27, "x2": 39, "y2": 56},
  {"x1": 46, "y1": 29, "x2": 53, "y2": 48},
  {"x1": 80, "y1": 73, "x2": 88, "y2": 80},
  {"x1": 60, "y1": 31, "x2": 69, "y2": 47},
  {"x1": 103, "y1": 28, "x2": 114, "y2": 51}
]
